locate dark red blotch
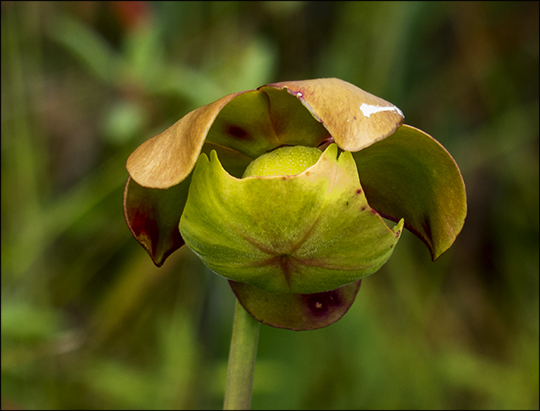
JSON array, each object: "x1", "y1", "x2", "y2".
[{"x1": 302, "y1": 289, "x2": 343, "y2": 317}]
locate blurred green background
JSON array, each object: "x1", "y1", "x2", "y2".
[{"x1": 1, "y1": 1, "x2": 538, "y2": 409}]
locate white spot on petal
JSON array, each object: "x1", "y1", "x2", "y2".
[{"x1": 360, "y1": 103, "x2": 404, "y2": 118}]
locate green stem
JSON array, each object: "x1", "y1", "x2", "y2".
[{"x1": 223, "y1": 299, "x2": 261, "y2": 410}]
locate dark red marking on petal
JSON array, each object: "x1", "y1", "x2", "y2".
[
  {"x1": 356, "y1": 188, "x2": 362, "y2": 194},
  {"x1": 302, "y1": 289, "x2": 343, "y2": 317},
  {"x1": 129, "y1": 208, "x2": 158, "y2": 244},
  {"x1": 227, "y1": 125, "x2": 250, "y2": 140},
  {"x1": 361, "y1": 205, "x2": 367, "y2": 211},
  {"x1": 127, "y1": 207, "x2": 183, "y2": 267}
]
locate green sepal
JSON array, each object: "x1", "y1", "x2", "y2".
[
  {"x1": 180, "y1": 144, "x2": 403, "y2": 294},
  {"x1": 352, "y1": 125, "x2": 467, "y2": 260},
  {"x1": 229, "y1": 279, "x2": 362, "y2": 331}
]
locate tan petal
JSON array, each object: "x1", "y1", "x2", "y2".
[
  {"x1": 126, "y1": 91, "x2": 247, "y2": 189},
  {"x1": 266, "y1": 78, "x2": 404, "y2": 151}
]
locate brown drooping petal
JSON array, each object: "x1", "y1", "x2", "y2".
[
  {"x1": 127, "y1": 91, "x2": 247, "y2": 189},
  {"x1": 126, "y1": 78, "x2": 404, "y2": 190},
  {"x1": 266, "y1": 78, "x2": 405, "y2": 152}
]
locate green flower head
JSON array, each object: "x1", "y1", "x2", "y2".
[{"x1": 124, "y1": 78, "x2": 466, "y2": 330}]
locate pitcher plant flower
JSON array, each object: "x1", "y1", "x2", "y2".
[{"x1": 123, "y1": 78, "x2": 466, "y2": 331}]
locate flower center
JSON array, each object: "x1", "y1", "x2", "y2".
[{"x1": 243, "y1": 146, "x2": 322, "y2": 178}]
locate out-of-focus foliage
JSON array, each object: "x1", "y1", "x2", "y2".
[{"x1": 1, "y1": 1, "x2": 538, "y2": 409}]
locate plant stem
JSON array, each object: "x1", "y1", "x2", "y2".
[{"x1": 223, "y1": 299, "x2": 261, "y2": 410}]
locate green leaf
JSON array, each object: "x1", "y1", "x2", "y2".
[
  {"x1": 180, "y1": 144, "x2": 403, "y2": 294},
  {"x1": 352, "y1": 124, "x2": 467, "y2": 260},
  {"x1": 229, "y1": 279, "x2": 362, "y2": 330}
]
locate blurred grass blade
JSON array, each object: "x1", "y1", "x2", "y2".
[{"x1": 47, "y1": 12, "x2": 120, "y2": 84}]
